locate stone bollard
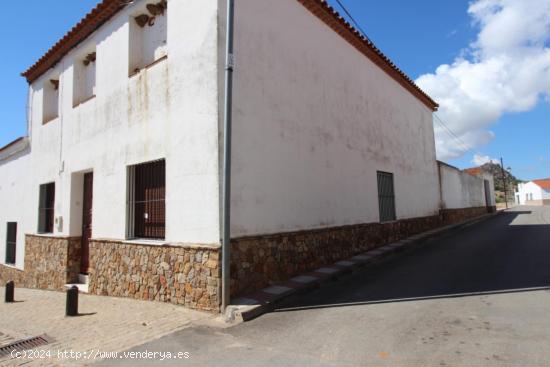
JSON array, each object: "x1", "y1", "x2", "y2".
[
  {"x1": 5, "y1": 281, "x2": 14, "y2": 303},
  {"x1": 66, "y1": 286, "x2": 79, "y2": 316}
]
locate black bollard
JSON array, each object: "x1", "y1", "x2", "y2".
[
  {"x1": 66, "y1": 285, "x2": 79, "y2": 316},
  {"x1": 5, "y1": 281, "x2": 14, "y2": 303}
]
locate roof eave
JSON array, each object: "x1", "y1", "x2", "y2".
[
  {"x1": 21, "y1": 0, "x2": 129, "y2": 84},
  {"x1": 297, "y1": 0, "x2": 439, "y2": 111}
]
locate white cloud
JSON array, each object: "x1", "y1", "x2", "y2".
[
  {"x1": 472, "y1": 154, "x2": 500, "y2": 166},
  {"x1": 416, "y1": 0, "x2": 550, "y2": 161}
]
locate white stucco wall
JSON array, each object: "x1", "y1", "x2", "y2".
[
  {"x1": 438, "y1": 163, "x2": 494, "y2": 209},
  {"x1": 516, "y1": 182, "x2": 547, "y2": 205},
  {"x1": 0, "y1": 141, "x2": 31, "y2": 269},
  {"x1": 0, "y1": 0, "x2": 222, "y2": 270},
  {"x1": 226, "y1": 0, "x2": 440, "y2": 237}
]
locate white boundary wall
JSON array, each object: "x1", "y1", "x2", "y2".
[{"x1": 438, "y1": 162, "x2": 495, "y2": 209}]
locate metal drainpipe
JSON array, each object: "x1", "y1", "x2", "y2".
[{"x1": 221, "y1": 0, "x2": 235, "y2": 313}]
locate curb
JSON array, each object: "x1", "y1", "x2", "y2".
[{"x1": 224, "y1": 211, "x2": 501, "y2": 323}]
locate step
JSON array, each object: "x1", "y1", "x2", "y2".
[{"x1": 78, "y1": 274, "x2": 89, "y2": 284}]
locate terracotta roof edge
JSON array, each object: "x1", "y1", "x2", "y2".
[
  {"x1": 296, "y1": 0, "x2": 438, "y2": 111},
  {"x1": 21, "y1": 0, "x2": 129, "y2": 84}
]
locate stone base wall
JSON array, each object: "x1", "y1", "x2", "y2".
[
  {"x1": 88, "y1": 240, "x2": 221, "y2": 312},
  {"x1": 231, "y1": 207, "x2": 493, "y2": 297},
  {"x1": 440, "y1": 207, "x2": 491, "y2": 225},
  {"x1": 0, "y1": 235, "x2": 82, "y2": 290}
]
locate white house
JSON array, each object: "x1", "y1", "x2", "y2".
[
  {"x1": 516, "y1": 180, "x2": 550, "y2": 205},
  {"x1": 0, "y1": 0, "x2": 494, "y2": 312}
]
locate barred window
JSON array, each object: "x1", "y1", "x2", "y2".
[
  {"x1": 127, "y1": 159, "x2": 166, "y2": 240},
  {"x1": 5, "y1": 222, "x2": 16, "y2": 265},
  {"x1": 377, "y1": 171, "x2": 396, "y2": 222},
  {"x1": 38, "y1": 182, "x2": 55, "y2": 233}
]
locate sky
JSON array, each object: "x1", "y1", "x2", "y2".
[{"x1": 1, "y1": 0, "x2": 549, "y2": 180}]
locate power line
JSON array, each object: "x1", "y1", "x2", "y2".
[
  {"x1": 433, "y1": 113, "x2": 476, "y2": 156},
  {"x1": 332, "y1": 1, "x2": 478, "y2": 160},
  {"x1": 333, "y1": 0, "x2": 373, "y2": 44}
]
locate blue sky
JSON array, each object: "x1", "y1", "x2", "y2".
[{"x1": 1, "y1": 0, "x2": 549, "y2": 180}]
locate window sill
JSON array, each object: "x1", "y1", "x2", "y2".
[
  {"x1": 123, "y1": 239, "x2": 168, "y2": 246},
  {"x1": 1, "y1": 263, "x2": 22, "y2": 271},
  {"x1": 73, "y1": 95, "x2": 96, "y2": 108},
  {"x1": 42, "y1": 116, "x2": 59, "y2": 125},
  {"x1": 129, "y1": 55, "x2": 168, "y2": 78},
  {"x1": 35, "y1": 232, "x2": 54, "y2": 236}
]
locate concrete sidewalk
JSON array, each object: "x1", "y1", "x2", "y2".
[{"x1": 0, "y1": 288, "x2": 222, "y2": 366}]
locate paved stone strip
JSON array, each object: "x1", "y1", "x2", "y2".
[
  {"x1": 262, "y1": 285, "x2": 292, "y2": 295},
  {"x1": 290, "y1": 275, "x2": 318, "y2": 284},
  {"x1": 227, "y1": 212, "x2": 500, "y2": 322},
  {"x1": 315, "y1": 267, "x2": 340, "y2": 274},
  {"x1": 0, "y1": 288, "x2": 215, "y2": 366}
]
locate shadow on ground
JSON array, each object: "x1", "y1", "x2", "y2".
[{"x1": 275, "y1": 208, "x2": 550, "y2": 312}]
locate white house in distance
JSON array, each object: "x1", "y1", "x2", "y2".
[
  {"x1": 0, "y1": 0, "x2": 495, "y2": 312},
  {"x1": 516, "y1": 179, "x2": 550, "y2": 205}
]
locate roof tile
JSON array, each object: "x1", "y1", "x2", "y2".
[
  {"x1": 533, "y1": 179, "x2": 550, "y2": 190},
  {"x1": 21, "y1": 0, "x2": 438, "y2": 111}
]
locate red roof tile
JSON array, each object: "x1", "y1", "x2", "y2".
[
  {"x1": 464, "y1": 167, "x2": 483, "y2": 177},
  {"x1": 297, "y1": 0, "x2": 438, "y2": 111},
  {"x1": 21, "y1": 0, "x2": 438, "y2": 111},
  {"x1": 533, "y1": 179, "x2": 550, "y2": 190},
  {"x1": 21, "y1": 0, "x2": 130, "y2": 84}
]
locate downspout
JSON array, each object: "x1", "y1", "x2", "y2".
[{"x1": 221, "y1": 0, "x2": 235, "y2": 313}]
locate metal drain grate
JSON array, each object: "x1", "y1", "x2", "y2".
[{"x1": 0, "y1": 335, "x2": 53, "y2": 358}]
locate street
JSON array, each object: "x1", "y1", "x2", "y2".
[{"x1": 104, "y1": 206, "x2": 550, "y2": 366}]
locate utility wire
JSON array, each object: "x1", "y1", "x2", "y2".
[
  {"x1": 333, "y1": 1, "x2": 478, "y2": 160},
  {"x1": 433, "y1": 113, "x2": 477, "y2": 156},
  {"x1": 333, "y1": 0, "x2": 374, "y2": 44}
]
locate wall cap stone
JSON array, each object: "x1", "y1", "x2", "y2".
[
  {"x1": 90, "y1": 238, "x2": 221, "y2": 250},
  {"x1": 26, "y1": 234, "x2": 82, "y2": 240},
  {"x1": 232, "y1": 214, "x2": 441, "y2": 241},
  {"x1": 0, "y1": 263, "x2": 24, "y2": 272}
]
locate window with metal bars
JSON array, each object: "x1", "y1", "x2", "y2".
[
  {"x1": 38, "y1": 183, "x2": 55, "y2": 233},
  {"x1": 5, "y1": 222, "x2": 16, "y2": 265},
  {"x1": 377, "y1": 171, "x2": 396, "y2": 222},
  {"x1": 127, "y1": 159, "x2": 166, "y2": 240}
]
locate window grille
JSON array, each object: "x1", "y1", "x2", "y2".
[
  {"x1": 5, "y1": 222, "x2": 16, "y2": 265},
  {"x1": 377, "y1": 171, "x2": 396, "y2": 222},
  {"x1": 38, "y1": 183, "x2": 55, "y2": 233},
  {"x1": 128, "y1": 159, "x2": 165, "y2": 240}
]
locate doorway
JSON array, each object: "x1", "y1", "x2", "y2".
[
  {"x1": 81, "y1": 172, "x2": 93, "y2": 274},
  {"x1": 484, "y1": 180, "x2": 492, "y2": 210}
]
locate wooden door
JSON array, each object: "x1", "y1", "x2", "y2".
[{"x1": 81, "y1": 172, "x2": 93, "y2": 274}]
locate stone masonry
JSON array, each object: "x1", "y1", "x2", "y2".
[
  {"x1": 0, "y1": 234, "x2": 81, "y2": 290},
  {"x1": 0, "y1": 207, "x2": 491, "y2": 312},
  {"x1": 230, "y1": 207, "x2": 493, "y2": 297},
  {"x1": 88, "y1": 240, "x2": 221, "y2": 312}
]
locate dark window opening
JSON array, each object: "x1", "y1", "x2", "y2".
[
  {"x1": 377, "y1": 171, "x2": 396, "y2": 222},
  {"x1": 38, "y1": 182, "x2": 55, "y2": 233},
  {"x1": 5, "y1": 222, "x2": 16, "y2": 265},
  {"x1": 128, "y1": 159, "x2": 166, "y2": 240}
]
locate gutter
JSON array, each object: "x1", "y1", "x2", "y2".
[{"x1": 221, "y1": 0, "x2": 235, "y2": 313}]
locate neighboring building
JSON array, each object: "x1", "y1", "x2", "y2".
[
  {"x1": 515, "y1": 180, "x2": 550, "y2": 205},
  {"x1": 0, "y1": 0, "x2": 495, "y2": 312},
  {"x1": 442, "y1": 163, "x2": 496, "y2": 217}
]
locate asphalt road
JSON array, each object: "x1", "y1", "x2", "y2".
[{"x1": 100, "y1": 206, "x2": 550, "y2": 367}]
